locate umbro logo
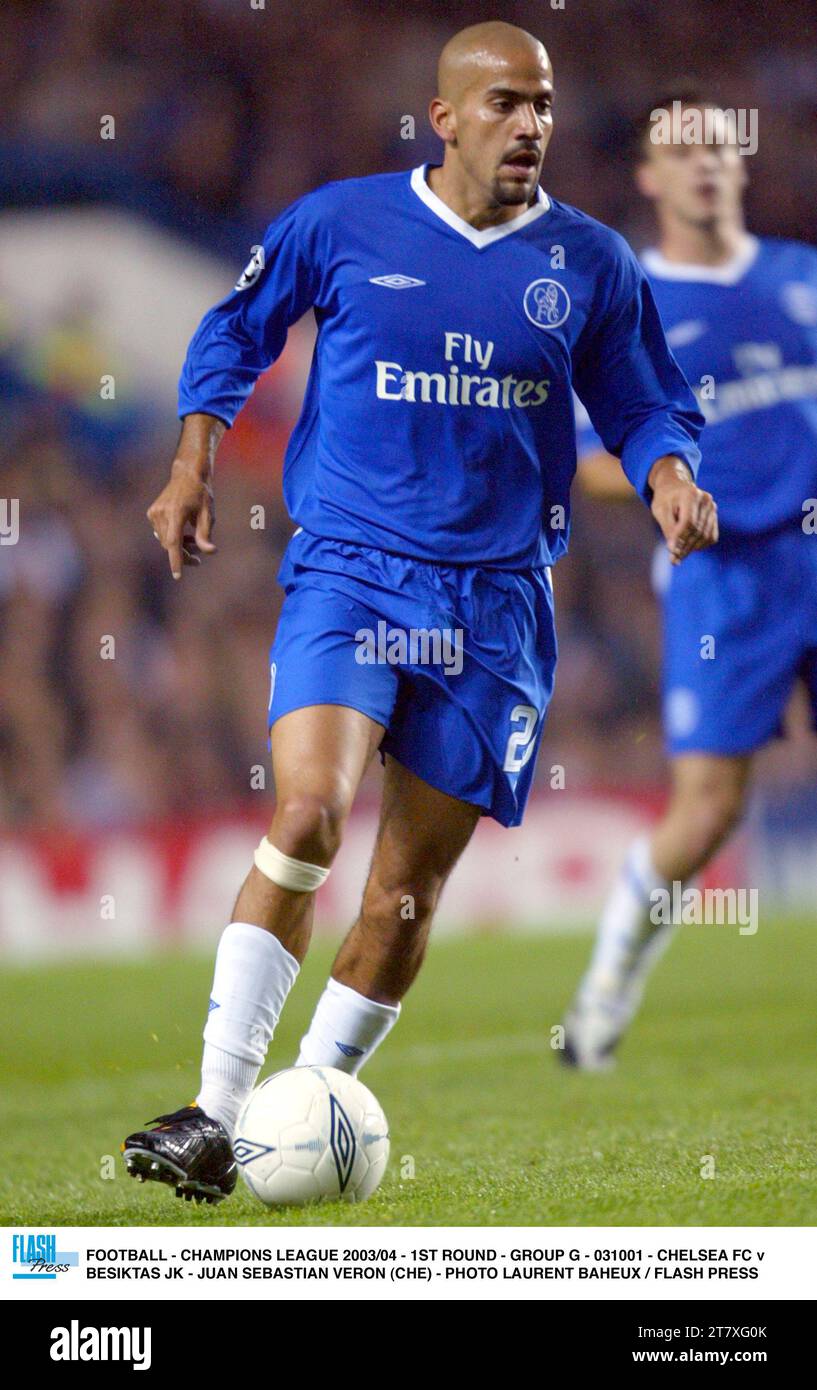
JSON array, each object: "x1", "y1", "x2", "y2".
[
  {"x1": 666, "y1": 319, "x2": 708, "y2": 348},
  {"x1": 234, "y1": 1138, "x2": 276, "y2": 1165},
  {"x1": 335, "y1": 1041, "x2": 364, "y2": 1057},
  {"x1": 369, "y1": 274, "x2": 426, "y2": 289},
  {"x1": 329, "y1": 1094, "x2": 357, "y2": 1191}
]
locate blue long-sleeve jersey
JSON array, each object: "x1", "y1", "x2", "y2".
[
  {"x1": 576, "y1": 235, "x2": 817, "y2": 536},
  {"x1": 179, "y1": 163, "x2": 703, "y2": 568}
]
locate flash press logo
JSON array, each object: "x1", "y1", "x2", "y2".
[
  {"x1": 12, "y1": 1233, "x2": 78, "y2": 1280},
  {"x1": 50, "y1": 1321, "x2": 151, "y2": 1372}
]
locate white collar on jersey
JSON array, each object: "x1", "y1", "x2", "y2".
[
  {"x1": 410, "y1": 163, "x2": 550, "y2": 249},
  {"x1": 641, "y1": 234, "x2": 760, "y2": 285}
]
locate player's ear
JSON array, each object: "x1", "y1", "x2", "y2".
[
  {"x1": 634, "y1": 159, "x2": 658, "y2": 200},
  {"x1": 429, "y1": 96, "x2": 456, "y2": 144}
]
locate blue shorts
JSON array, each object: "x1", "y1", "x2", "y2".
[
  {"x1": 267, "y1": 530, "x2": 557, "y2": 827},
  {"x1": 661, "y1": 526, "x2": 817, "y2": 756}
]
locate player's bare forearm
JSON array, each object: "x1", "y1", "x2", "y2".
[
  {"x1": 648, "y1": 454, "x2": 718, "y2": 566},
  {"x1": 174, "y1": 412, "x2": 226, "y2": 481},
  {"x1": 147, "y1": 413, "x2": 225, "y2": 580}
]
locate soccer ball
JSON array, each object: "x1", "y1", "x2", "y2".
[{"x1": 233, "y1": 1066, "x2": 389, "y2": 1206}]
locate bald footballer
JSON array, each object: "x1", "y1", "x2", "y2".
[{"x1": 123, "y1": 21, "x2": 714, "y2": 1202}]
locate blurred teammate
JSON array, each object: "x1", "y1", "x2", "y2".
[
  {"x1": 563, "y1": 91, "x2": 817, "y2": 1069},
  {"x1": 122, "y1": 26, "x2": 713, "y2": 1202}
]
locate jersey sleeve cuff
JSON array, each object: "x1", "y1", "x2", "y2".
[
  {"x1": 620, "y1": 428, "x2": 702, "y2": 502},
  {"x1": 177, "y1": 399, "x2": 234, "y2": 430}
]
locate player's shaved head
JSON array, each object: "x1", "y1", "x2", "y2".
[
  {"x1": 429, "y1": 21, "x2": 554, "y2": 221},
  {"x1": 437, "y1": 21, "x2": 549, "y2": 104}
]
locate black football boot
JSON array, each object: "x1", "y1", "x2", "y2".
[{"x1": 122, "y1": 1104, "x2": 236, "y2": 1204}]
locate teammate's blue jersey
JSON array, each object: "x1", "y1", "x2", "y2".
[
  {"x1": 179, "y1": 164, "x2": 702, "y2": 569},
  {"x1": 578, "y1": 235, "x2": 817, "y2": 534}
]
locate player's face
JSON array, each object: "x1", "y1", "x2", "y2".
[
  {"x1": 637, "y1": 108, "x2": 747, "y2": 227},
  {"x1": 456, "y1": 54, "x2": 554, "y2": 206}
]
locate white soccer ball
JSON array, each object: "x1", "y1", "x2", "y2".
[{"x1": 233, "y1": 1066, "x2": 389, "y2": 1206}]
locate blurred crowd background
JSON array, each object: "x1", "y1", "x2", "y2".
[{"x1": 2, "y1": 0, "x2": 817, "y2": 833}]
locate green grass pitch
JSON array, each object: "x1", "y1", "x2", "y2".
[{"x1": 1, "y1": 917, "x2": 815, "y2": 1226}]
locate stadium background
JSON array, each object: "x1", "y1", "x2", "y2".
[{"x1": 2, "y1": 0, "x2": 817, "y2": 955}]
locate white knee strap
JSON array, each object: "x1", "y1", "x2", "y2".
[{"x1": 254, "y1": 837, "x2": 330, "y2": 893}]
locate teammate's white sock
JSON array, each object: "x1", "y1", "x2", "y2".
[
  {"x1": 296, "y1": 977, "x2": 400, "y2": 1075},
  {"x1": 579, "y1": 834, "x2": 677, "y2": 1005},
  {"x1": 196, "y1": 922, "x2": 299, "y2": 1136}
]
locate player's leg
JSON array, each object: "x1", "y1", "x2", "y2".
[
  {"x1": 122, "y1": 704, "x2": 383, "y2": 1201},
  {"x1": 563, "y1": 752, "x2": 752, "y2": 1069},
  {"x1": 296, "y1": 755, "x2": 481, "y2": 1073},
  {"x1": 563, "y1": 533, "x2": 797, "y2": 1070},
  {"x1": 230, "y1": 703, "x2": 386, "y2": 957},
  {"x1": 196, "y1": 704, "x2": 384, "y2": 1120},
  {"x1": 122, "y1": 554, "x2": 402, "y2": 1201},
  {"x1": 651, "y1": 753, "x2": 752, "y2": 882}
]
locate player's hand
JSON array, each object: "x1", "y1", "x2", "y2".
[
  {"x1": 648, "y1": 455, "x2": 718, "y2": 565},
  {"x1": 147, "y1": 460, "x2": 217, "y2": 580}
]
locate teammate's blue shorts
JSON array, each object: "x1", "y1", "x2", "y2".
[
  {"x1": 661, "y1": 525, "x2": 817, "y2": 756},
  {"x1": 267, "y1": 529, "x2": 557, "y2": 827}
]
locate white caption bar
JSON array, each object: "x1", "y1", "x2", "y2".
[{"x1": 4, "y1": 1227, "x2": 815, "y2": 1301}]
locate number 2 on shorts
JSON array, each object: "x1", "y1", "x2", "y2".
[{"x1": 503, "y1": 704, "x2": 538, "y2": 773}]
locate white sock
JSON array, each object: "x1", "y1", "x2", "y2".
[
  {"x1": 197, "y1": 922, "x2": 299, "y2": 1136},
  {"x1": 296, "y1": 977, "x2": 400, "y2": 1075},
  {"x1": 580, "y1": 835, "x2": 676, "y2": 1004}
]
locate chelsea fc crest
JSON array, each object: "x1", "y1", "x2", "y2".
[{"x1": 524, "y1": 278, "x2": 571, "y2": 330}]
